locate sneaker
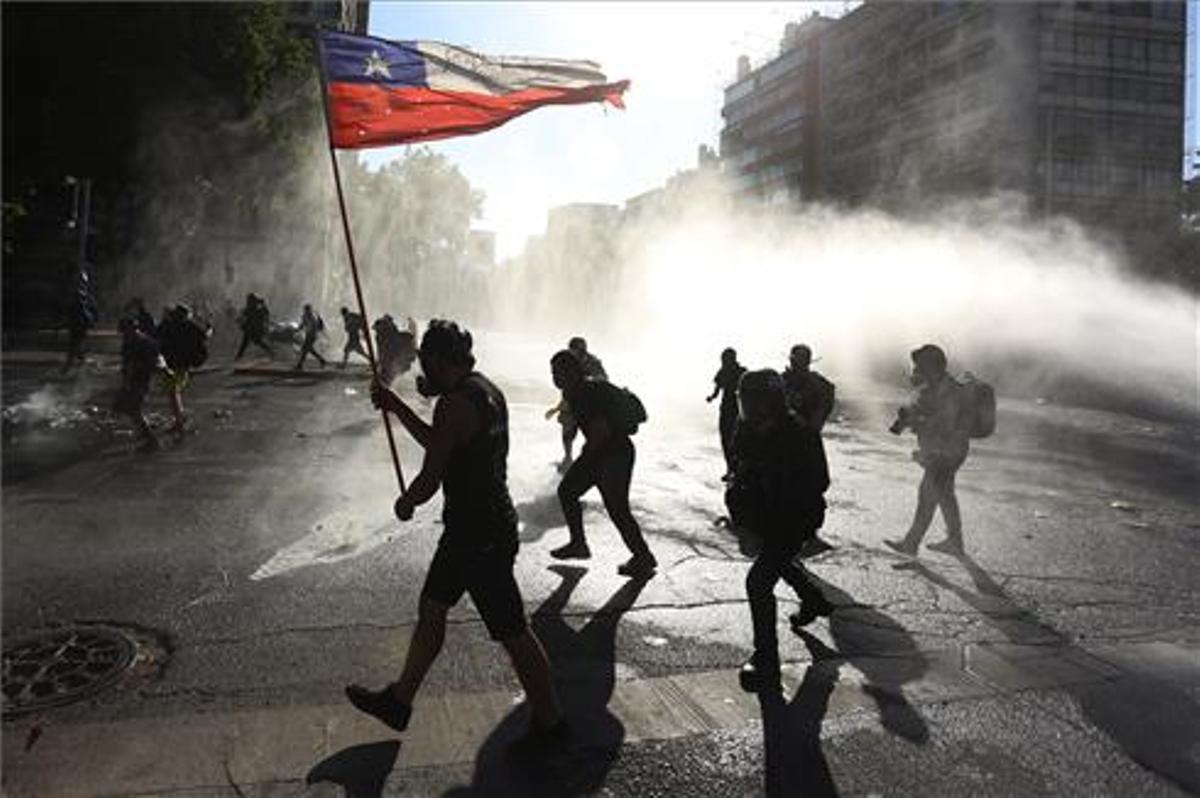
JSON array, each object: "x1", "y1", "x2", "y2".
[
  {"x1": 926, "y1": 538, "x2": 964, "y2": 555},
  {"x1": 788, "y1": 597, "x2": 834, "y2": 631},
  {"x1": 738, "y1": 657, "x2": 781, "y2": 694},
  {"x1": 883, "y1": 538, "x2": 918, "y2": 557},
  {"x1": 550, "y1": 541, "x2": 591, "y2": 560},
  {"x1": 508, "y1": 717, "x2": 571, "y2": 759},
  {"x1": 617, "y1": 556, "x2": 657, "y2": 578},
  {"x1": 345, "y1": 683, "x2": 412, "y2": 733}
]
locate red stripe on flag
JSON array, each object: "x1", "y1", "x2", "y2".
[{"x1": 328, "y1": 81, "x2": 630, "y2": 149}]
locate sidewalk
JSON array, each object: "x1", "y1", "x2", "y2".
[
  {"x1": 4, "y1": 639, "x2": 1195, "y2": 796},
  {"x1": 0, "y1": 348, "x2": 359, "y2": 380}
]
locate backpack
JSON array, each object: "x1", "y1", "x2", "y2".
[
  {"x1": 599, "y1": 382, "x2": 647, "y2": 436},
  {"x1": 959, "y1": 372, "x2": 995, "y2": 439},
  {"x1": 172, "y1": 319, "x2": 208, "y2": 369}
]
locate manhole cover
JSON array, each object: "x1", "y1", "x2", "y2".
[{"x1": 2, "y1": 624, "x2": 151, "y2": 717}]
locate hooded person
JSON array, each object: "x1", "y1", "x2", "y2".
[
  {"x1": 728, "y1": 368, "x2": 835, "y2": 693},
  {"x1": 548, "y1": 349, "x2": 656, "y2": 578}
]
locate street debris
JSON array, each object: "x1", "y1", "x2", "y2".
[
  {"x1": 1109, "y1": 500, "x2": 1139, "y2": 513},
  {"x1": 344, "y1": 387, "x2": 359, "y2": 396},
  {"x1": 642, "y1": 635, "x2": 669, "y2": 647}
]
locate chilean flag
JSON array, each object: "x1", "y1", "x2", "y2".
[{"x1": 319, "y1": 31, "x2": 630, "y2": 150}]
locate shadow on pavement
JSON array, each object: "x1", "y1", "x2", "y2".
[
  {"x1": 819, "y1": 576, "x2": 930, "y2": 744},
  {"x1": 445, "y1": 566, "x2": 650, "y2": 796},
  {"x1": 906, "y1": 554, "x2": 1200, "y2": 794},
  {"x1": 760, "y1": 629, "x2": 842, "y2": 797},
  {"x1": 306, "y1": 740, "x2": 401, "y2": 798}
]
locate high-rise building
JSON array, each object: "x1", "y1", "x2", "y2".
[
  {"x1": 285, "y1": 0, "x2": 369, "y2": 35},
  {"x1": 720, "y1": 14, "x2": 834, "y2": 203},
  {"x1": 720, "y1": 1, "x2": 1188, "y2": 232}
]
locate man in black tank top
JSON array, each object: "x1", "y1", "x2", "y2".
[{"x1": 345, "y1": 320, "x2": 566, "y2": 753}]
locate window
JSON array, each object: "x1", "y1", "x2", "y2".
[
  {"x1": 1076, "y1": 33, "x2": 1102, "y2": 56},
  {"x1": 1152, "y1": 3, "x2": 1184, "y2": 21}
]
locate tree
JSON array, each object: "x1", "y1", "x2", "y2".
[{"x1": 343, "y1": 149, "x2": 485, "y2": 318}]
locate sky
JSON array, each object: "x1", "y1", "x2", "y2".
[{"x1": 366, "y1": 1, "x2": 1200, "y2": 259}]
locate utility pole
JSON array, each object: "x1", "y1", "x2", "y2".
[{"x1": 65, "y1": 175, "x2": 93, "y2": 278}]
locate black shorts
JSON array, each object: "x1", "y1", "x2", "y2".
[{"x1": 421, "y1": 539, "x2": 527, "y2": 641}]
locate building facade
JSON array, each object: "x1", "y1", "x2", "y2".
[
  {"x1": 285, "y1": 0, "x2": 369, "y2": 35},
  {"x1": 721, "y1": 1, "x2": 1187, "y2": 231},
  {"x1": 719, "y1": 15, "x2": 833, "y2": 203}
]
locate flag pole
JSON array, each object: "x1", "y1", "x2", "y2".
[{"x1": 314, "y1": 29, "x2": 407, "y2": 493}]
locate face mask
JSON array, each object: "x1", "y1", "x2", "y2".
[
  {"x1": 416, "y1": 373, "x2": 439, "y2": 397},
  {"x1": 415, "y1": 353, "x2": 440, "y2": 397}
]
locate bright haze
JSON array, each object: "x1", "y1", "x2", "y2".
[
  {"x1": 365, "y1": 2, "x2": 1197, "y2": 420},
  {"x1": 365, "y1": 1, "x2": 852, "y2": 259}
]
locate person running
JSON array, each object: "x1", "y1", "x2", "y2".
[
  {"x1": 884, "y1": 344, "x2": 970, "y2": 557},
  {"x1": 782, "y1": 344, "x2": 836, "y2": 431},
  {"x1": 728, "y1": 369, "x2": 834, "y2": 694},
  {"x1": 156, "y1": 304, "x2": 210, "y2": 434},
  {"x1": 235, "y1": 293, "x2": 273, "y2": 360},
  {"x1": 546, "y1": 336, "x2": 609, "y2": 471},
  {"x1": 549, "y1": 350, "x2": 656, "y2": 578},
  {"x1": 339, "y1": 306, "x2": 369, "y2": 368},
  {"x1": 706, "y1": 347, "x2": 746, "y2": 481},
  {"x1": 114, "y1": 317, "x2": 162, "y2": 451},
  {"x1": 373, "y1": 314, "x2": 417, "y2": 384},
  {"x1": 346, "y1": 320, "x2": 566, "y2": 752},
  {"x1": 293, "y1": 303, "x2": 327, "y2": 371}
]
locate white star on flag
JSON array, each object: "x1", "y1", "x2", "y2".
[{"x1": 363, "y1": 50, "x2": 391, "y2": 79}]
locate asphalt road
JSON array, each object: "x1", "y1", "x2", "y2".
[{"x1": 2, "y1": 338, "x2": 1198, "y2": 796}]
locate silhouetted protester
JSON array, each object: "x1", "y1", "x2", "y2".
[
  {"x1": 156, "y1": 303, "x2": 210, "y2": 434},
  {"x1": 114, "y1": 317, "x2": 162, "y2": 451},
  {"x1": 347, "y1": 320, "x2": 566, "y2": 751},
  {"x1": 546, "y1": 336, "x2": 609, "y2": 471},
  {"x1": 782, "y1": 344, "x2": 836, "y2": 431},
  {"x1": 235, "y1": 293, "x2": 273, "y2": 360},
  {"x1": 124, "y1": 297, "x2": 157, "y2": 337},
  {"x1": 294, "y1": 303, "x2": 327, "y2": 371},
  {"x1": 62, "y1": 270, "x2": 98, "y2": 372},
  {"x1": 884, "y1": 344, "x2": 969, "y2": 557},
  {"x1": 373, "y1": 314, "x2": 418, "y2": 385},
  {"x1": 729, "y1": 369, "x2": 834, "y2": 694},
  {"x1": 548, "y1": 350, "x2": 656, "y2": 578},
  {"x1": 339, "y1": 306, "x2": 369, "y2": 368},
  {"x1": 706, "y1": 346, "x2": 746, "y2": 481}
]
